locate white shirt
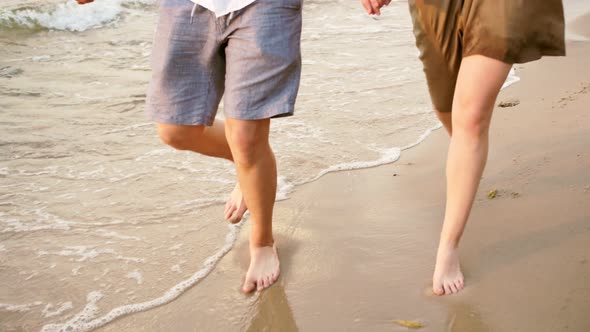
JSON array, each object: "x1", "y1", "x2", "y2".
[{"x1": 190, "y1": 0, "x2": 258, "y2": 18}]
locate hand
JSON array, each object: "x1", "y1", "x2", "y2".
[
  {"x1": 360, "y1": 0, "x2": 392, "y2": 16},
  {"x1": 76, "y1": 0, "x2": 95, "y2": 4}
]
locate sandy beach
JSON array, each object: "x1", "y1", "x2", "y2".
[{"x1": 90, "y1": 9, "x2": 590, "y2": 332}]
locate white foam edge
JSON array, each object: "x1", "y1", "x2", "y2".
[
  {"x1": 0, "y1": 1, "x2": 121, "y2": 32},
  {"x1": 503, "y1": 67, "x2": 521, "y2": 90},
  {"x1": 39, "y1": 61, "x2": 522, "y2": 332},
  {"x1": 298, "y1": 67, "x2": 520, "y2": 186},
  {"x1": 0, "y1": 0, "x2": 157, "y2": 32},
  {"x1": 0, "y1": 301, "x2": 43, "y2": 313},
  {"x1": 43, "y1": 302, "x2": 74, "y2": 318},
  {"x1": 41, "y1": 221, "x2": 243, "y2": 332}
]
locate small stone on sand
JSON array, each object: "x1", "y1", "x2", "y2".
[
  {"x1": 487, "y1": 189, "x2": 498, "y2": 199},
  {"x1": 392, "y1": 320, "x2": 423, "y2": 329},
  {"x1": 498, "y1": 99, "x2": 520, "y2": 108}
]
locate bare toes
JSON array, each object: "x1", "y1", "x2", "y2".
[
  {"x1": 257, "y1": 279, "x2": 266, "y2": 292},
  {"x1": 228, "y1": 211, "x2": 242, "y2": 224},
  {"x1": 449, "y1": 282, "x2": 458, "y2": 294},
  {"x1": 443, "y1": 284, "x2": 453, "y2": 295},
  {"x1": 224, "y1": 205, "x2": 236, "y2": 221},
  {"x1": 433, "y1": 285, "x2": 444, "y2": 296},
  {"x1": 242, "y1": 279, "x2": 256, "y2": 294},
  {"x1": 264, "y1": 277, "x2": 271, "y2": 289}
]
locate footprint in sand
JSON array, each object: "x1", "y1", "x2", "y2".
[{"x1": 0, "y1": 66, "x2": 24, "y2": 78}]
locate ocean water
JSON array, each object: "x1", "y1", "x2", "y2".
[{"x1": 0, "y1": 0, "x2": 530, "y2": 331}]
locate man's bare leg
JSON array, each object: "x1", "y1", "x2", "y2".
[
  {"x1": 433, "y1": 55, "x2": 511, "y2": 295},
  {"x1": 157, "y1": 121, "x2": 248, "y2": 223},
  {"x1": 225, "y1": 118, "x2": 279, "y2": 293}
]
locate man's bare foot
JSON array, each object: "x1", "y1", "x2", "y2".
[
  {"x1": 224, "y1": 183, "x2": 248, "y2": 224},
  {"x1": 242, "y1": 245, "x2": 280, "y2": 293},
  {"x1": 432, "y1": 244, "x2": 464, "y2": 295}
]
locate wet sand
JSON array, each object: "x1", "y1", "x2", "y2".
[{"x1": 90, "y1": 13, "x2": 590, "y2": 332}]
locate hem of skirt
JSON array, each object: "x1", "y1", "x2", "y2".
[{"x1": 463, "y1": 46, "x2": 566, "y2": 65}]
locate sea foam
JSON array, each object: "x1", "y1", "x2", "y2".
[
  {"x1": 0, "y1": 0, "x2": 154, "y2": 32},
  {"x1": 41, "y1": 222, "x2": 242, "y2": 332}
]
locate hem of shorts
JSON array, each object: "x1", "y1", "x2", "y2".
[
  {"x1": 463, "y1": 47, "x2": 566, "y2": 65},
  {"x1": 224, "y1": 103, "x2": 296, "y2": 121},
  {"x1": 146, "y1": 106, "x2": 215, "y2": 127}
]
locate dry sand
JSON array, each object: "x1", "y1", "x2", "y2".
[{"x1": 94, "y1": 14, "x2": 590, "y2": 332}]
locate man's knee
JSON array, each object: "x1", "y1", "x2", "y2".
[
  {"x1": 227, "y1": 126, "x2": 269, "y2": 168},
  {"x1": 157, "y1": 123, "x2": 204, "y2": 151}
]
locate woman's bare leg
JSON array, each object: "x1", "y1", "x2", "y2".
[{"x1": 433, "y1": 55, "x2": 511, "y2": 295}]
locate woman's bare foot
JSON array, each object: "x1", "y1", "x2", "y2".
[
  {"x1": 224, "y1": 183, "x2": 248, "y2": 224},
  {"x1": 432, "y1": 243, "x2": 464, "y2": 295},
  {"x1": 242, "y1": 245, "x2": 280, "y2": 293}
]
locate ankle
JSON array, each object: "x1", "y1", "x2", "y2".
[
  {"x1": 250, "y1": 238, "x2": 274, "y2": 249},
  {"x1": 438, "y1": 238, "x2": 459, "y2": 251}
]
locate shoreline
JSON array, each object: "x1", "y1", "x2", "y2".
[{"x1": 92, "y1": 14, "x2": 590, "y2": 332}]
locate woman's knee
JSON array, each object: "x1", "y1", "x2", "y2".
[{"x1": 452, "y1": 96, "x2": 494, "y2": 137}]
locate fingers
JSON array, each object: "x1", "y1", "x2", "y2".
[
  {"x1": 370, "y1": 0, "x2": 381, "y2": 15},
  {"x1": 361, "y1": 0, "x2": 390, "y2": 16},
  {"x1": 360, "y1": 0, "x2": 374, "y2": 15},
  {"x1": 378, "y1": 0, "x2": 393, "y2": 10}
]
